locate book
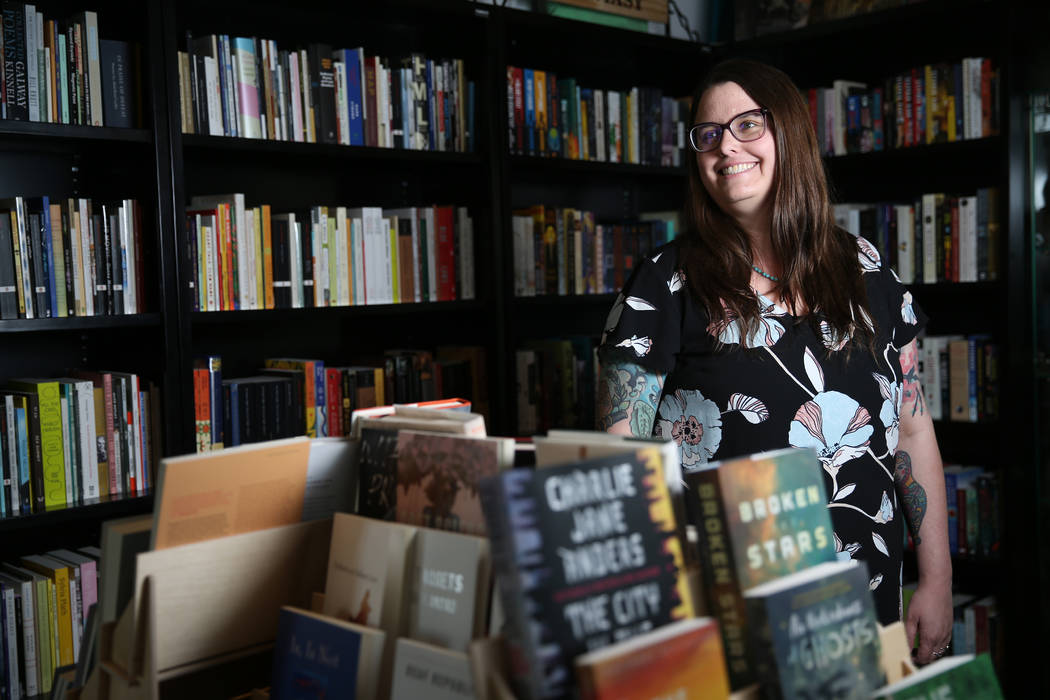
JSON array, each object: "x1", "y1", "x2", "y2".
[
  {"x1": 389, "y1": 637, "x2": 476, "y2": 700},
  {"x1": 683, "y1": 446, "x2": 836, "y2": 689},
  {"x1": 356, "y1": 411, "x2": 483, "y2": 522},
  {"x1": 396, "y1": 430, "x2": 514, "y2": 535},
  {"x1": 480, "y1": 446, "x2": 695, "y2": 699},
  {"x1": 97, "y1": 514, "x2": 151, "y2": 624},
  {"x1": 574, "y1": 617, "x2": 729, "y2": 700},
  {"x1": 872, "y1": 653, "x2": 1003, "y2": 699},
  {"x1": 301, "y1": 437, "x2": 357, "y2": 522},
  {"x1": 151, "y1": 436, "x2": 311, "y2": 549},
  {"x1": 99, "y1": 39, "x2": 132, "y2": 128},
  {"x1": 271, "y1": 605, "x2": 386, "y2": 700},
  {"x1": 406, "y1": 527, "x2": 491, "y2": 652},
  {"x1": 744, "y1": 559, "x2": 884, "y2": 699}
]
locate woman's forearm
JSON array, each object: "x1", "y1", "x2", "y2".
[{"x1": 596, "y1": 360, "x2": 665, "y2": 436}]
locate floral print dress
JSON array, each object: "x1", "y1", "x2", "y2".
[{"x1": 598, "y1": 235, "x2": 925, "y2": 624}]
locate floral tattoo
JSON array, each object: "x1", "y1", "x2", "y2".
[
  {"x1": 894, "y1": 450, "x2": 927, "y2": 545},
  {"x1": 900, "y1": 341, "x2": 925, "y2": 417},
  {"x1": 597, "y1": 361, "x2": 664, "y2": 436}
]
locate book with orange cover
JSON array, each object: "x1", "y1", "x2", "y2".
[
  {"x1": 575, "y1": 617, "x2": 729, "y2": 700},
  {"x1": 150, "y1": 436, "x2": 311, "y2": 549}
]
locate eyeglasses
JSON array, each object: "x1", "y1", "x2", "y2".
[{"x1": 688, "y1": 108, "x2": 770, "y2": 153}]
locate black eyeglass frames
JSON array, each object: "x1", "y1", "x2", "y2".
[{"x1": 688, "y1": 108, "x2": 771, "y2": 153}]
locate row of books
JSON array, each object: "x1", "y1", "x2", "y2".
[
  {"x1": 178, "y1": 36, "x2": 475, "y2": 152},
  {"x1": 808, "y1": 59, "x2": 1000, "y2": 157},
  {"x1": 506, "y1": 66, "x2": 689, "y2": 166},
  {"x1": 515, "y1": 336, "x2": 596, "y2": 436},
  {"x1": 836, "y1": 187, "x2": 1002, "y2": 284},
  {"x1": 192, "y1": 348, "x2": 486, "y2": 451},
  {"x1": 918, "y1": 334, "x2": 1000, "y2": 423},
  {"x1": 0, "y1": 197, "x2": 147, "y2": 321},
  {"x1": 511, "y1": 205, "x2": 679, "y2": 297},
  {"x1": 943, "y1": 465, "x2": 999, "y2": 559},
  {"x1": 0, "y1": 372, "x2": 156, "y2": 518},
  {"x1": 0, "y1": 546, "x2": 101, "y2": 698},
  {"x1": 185, "y1": 197, "x2": 475, "y2": 311},
  {"x1": 0, "y1": 5, "x2": 135, "y2": 128}
]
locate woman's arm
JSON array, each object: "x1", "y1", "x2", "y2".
[
  {"x1": 895, "y1": 338, "x2": 953, "y2": 664},
  {"x1": 596, "y1": 360, "x2": 666, "y2": 436}
]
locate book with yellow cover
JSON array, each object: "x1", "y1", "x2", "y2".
[
  {"x1": 151, "y1": 436, "x2": 311, "y2": 549},
  {"x1": 20, "y1": 554, "x2": 74, "y2": 667}
]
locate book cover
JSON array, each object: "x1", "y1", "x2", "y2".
[
  {"x1": 99, "y1": 39, "x2": 131, "y2": 128},
  {"x1": 322, "y1": 513, "x2": 415, "y2": 631},
  {"x1": 407, "y1": 527, "x2": 490, "y2": 652},
  {"x1": 396, "y1": 430, "x2": 514, "y2": 535},
  {"x1": 872, "y1": 653, "x2": 1002, "y2": 699},
  {"x1": 389, "y1": 637, "x2": 475, "y2": 700},
  {"x1": 574, "y1": 616, "x2": 729, "y2": 700},
  {"x1": 271, "y1": 606, "x2": 385, "y2": 700},
  {"x1": 745, "y1": 559, "x2": 883, "y2": 699},
  {"x1": 481, "y1": 446, "x2": 694, "y2": 699},
  {"x1": 683, "y1": 446, "x2": 836, "y2": 689},
  {"x1": 151, "y1": 436, "x2": 310, "y2": 549}
]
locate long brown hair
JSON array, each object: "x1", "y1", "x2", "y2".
[{"x1": 680, "y1": 59, "x2": 873, "y2": 352}]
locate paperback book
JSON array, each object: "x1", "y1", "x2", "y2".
[{"x1": 480, "y1": 446, "x2": 695, "y2": 699}]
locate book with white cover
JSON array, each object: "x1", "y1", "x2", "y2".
[{"x1": 390, "y1": 637, "x2": 475, "y2": 700}]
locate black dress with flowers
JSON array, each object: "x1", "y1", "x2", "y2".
[{"x1": 597, "y1": 235, "x2": 927, "y2": 624}]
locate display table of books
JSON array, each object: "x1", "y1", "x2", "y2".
[{"x1": 33, "y1": 404, "x2": 1004, "y2": 700}]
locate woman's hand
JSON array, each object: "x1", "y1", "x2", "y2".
[{"x1": 906, "y1": 574, "x2": 953, "y2": 665}]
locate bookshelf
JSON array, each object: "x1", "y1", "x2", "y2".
[{"x1": 0, "y1": 0, "x2": 1042, "y2": 695}]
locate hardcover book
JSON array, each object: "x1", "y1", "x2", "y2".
[
  {"x1": 683, "y1": 446, "x2": 836, "y2": 689},
  {"x1": 396, "y1": 430, "x2": 514, "y2": 535},
  {"x1": 745, "y1": 559, "x2": 884, "y2": 700},
  {"x1": 872, "y1": 653, "x2": 1003, "y2": 699},
  {"x1": 574, "y1": 617, "x2": 729, "y2": 700},
  {"x1": 406, "y1": 527, "x2": 491, "y2": 652},
  {"x1": 389, "y1": 637, "x2": 475, "y2": 700},
  {"x1": 271, "y1": 605, "x2": 385, "y2": 700},
  {"x1": 480, "y1": 446, "x2": 695, "y2": 699}
]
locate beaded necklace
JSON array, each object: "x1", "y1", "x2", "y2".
[{"x1": 751, "y1": 263, "x2": 780, "y2": 283}]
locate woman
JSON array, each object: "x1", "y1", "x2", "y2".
[{"x1": 596, "y1": 59, "x2": 952, "y2": 664}]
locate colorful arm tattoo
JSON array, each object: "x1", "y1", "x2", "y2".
[
  {"x1": 596, "y1": 361, "x2": 665, "y2": 436},
  {"x1": 894, "y1": 450, "x2": 927, "y2": 546},
  {"x1": 900, "y1": 340, "x2": 926, "y2": 417}
]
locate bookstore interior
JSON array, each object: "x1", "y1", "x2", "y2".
[{"x1": 0, "y1": 0, "x2": 1046, "y2": 697}]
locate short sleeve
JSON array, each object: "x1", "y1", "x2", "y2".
[
  {"x1": 857, "y1": 234, "x2": 928, "y2": 348},
  {"x1": 884, "y1": 265, "x2": 927, "y2": 348},
  {"x1": 597, "y1": 243, "x2": 684, "y2": 374}
]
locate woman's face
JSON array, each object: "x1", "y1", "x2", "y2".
[{"x1": 694, "y1": 81, "x2": 776, "y2": 227}]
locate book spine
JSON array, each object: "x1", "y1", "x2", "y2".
[{"x1": 693, "y1": 473, "x2": 753, "y2": 689}]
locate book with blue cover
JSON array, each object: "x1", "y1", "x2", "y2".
[
  {"x1": 271, "y1": 606, "x2": 385, "y2": 700},
  {"x1": 745, "y1": 559, "x2": 884, "y2": 700}
]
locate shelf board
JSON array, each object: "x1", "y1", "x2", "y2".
[
  {"x1": 733, "y1": 0, "x2": 993, "y2": 49},
  {"x1": 0, "y1": 313, "x2": 163, "y2": 333},
  {"x1": 825, "y1": 136, "x2": 1001, "y2": 167},
  {"x1": 0, "y1": 492, "x2": 153, "y2": 534},
  {"x1": 191, "y1": 300, "x2": 486, "y2": 323},
  {"x1": 0, "y1": 120, "x2": 152, "y2": 143},
  {"x1": 514, "y1": 293, "x2": 617, "y2": 307},
  {"x1": 182, "y1": 134, "x2": 484, "y2": 165},
  {"x1": 497, "y1": 5, "x2": 711, "y2": 57},
  {"x1": 509, "y1": 154, "x2": 686, "y2": 178}
]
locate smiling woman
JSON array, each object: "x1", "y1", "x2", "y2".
[{"x1": 595, "y1": 58, "x2": 954, "y2": 661}]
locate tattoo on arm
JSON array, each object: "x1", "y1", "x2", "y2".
[
  {"x1": 900, "y1": 341, "x2": 926, "y2": 417},
  {"x1": 596, "y1": 361, "x2": 665, "y2": 436},
  {"x1": 894, "y1": 450, "x2": 927, "y2": 545}
]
